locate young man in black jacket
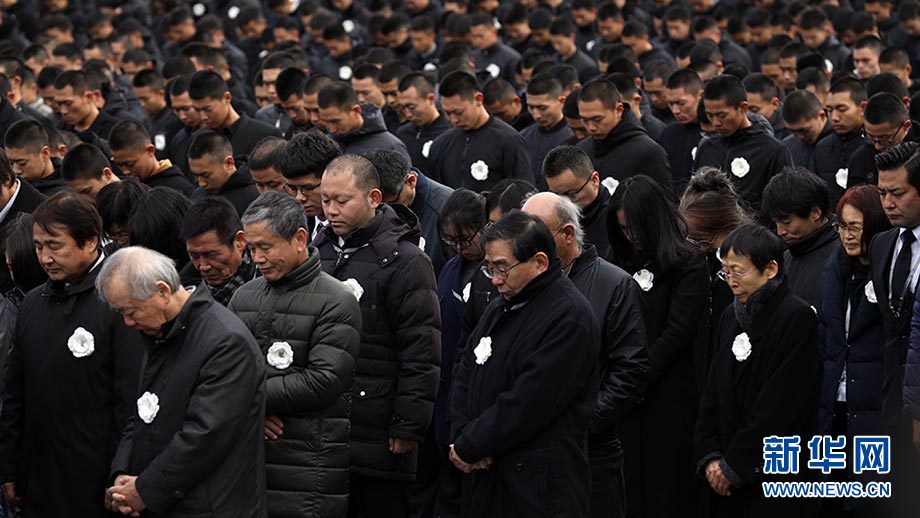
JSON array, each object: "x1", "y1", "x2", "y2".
[
  {"x1": 781, "y1": 90, "x2": 832, "y2": 172},
  {"x1": 317, "y1": 81, "x2": 410, "y2": 161},
  {"x1": 814, "y1": 77, "x2": 867, "y2": 207},
  {"x1": 848, "y1": 93, "x2": 918, "y2": 188},
  {"x1": 109, "y1": 120, "x2": 195, "y2": 196},
  {"x1": 187, "y1": 130, "x2": 259, "y2": 218},
  {"x1": 3, "y1": 119, "x2": 69, "y2": 196}
]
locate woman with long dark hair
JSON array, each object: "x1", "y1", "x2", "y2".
[
  {"x1": 127, "y1": 187, "x2": 197, "y2": 284},
  {"x1": 607, "y1": 174, "x2": 710, "y2": 518}
]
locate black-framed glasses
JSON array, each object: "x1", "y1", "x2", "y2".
[
  {"x1": 833, "y1": 222, "x2": 864, "y2": 236},
  {"x1": 480, "y1": 260, "x2": 525, "y2": 280},
  {"x1": 558, "y1": 175, "x2": 593, "y2": 200},
  {"x1": 863, "y1": 125, "x2": 906, "y2": 147},
  {"x1": 443, "y1": 228, "x2": 482, "y2": 249},
  {"x1": 283, "y1": 181, "x2": 321, "y2": 197}
]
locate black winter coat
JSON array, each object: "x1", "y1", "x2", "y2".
[
  {"x1": 336, "y1": 104, "x2": 410, "y2": 162},
  {"x1": 450, "y1": 265, "x2": 599, "y2": 518},
  {"x1": 694, "y1": 281, "x2": 820, "y2": 518},
  {"x1": 814, "y1": 129, "x2": 863, "y2": 208},
  {"x1": 396, "y1": 115, "x2": 452, "y2": 179},
  {"x1": 408, "y1": 173, "x2": 453, "y2": 275},
  {"x1": 230, "y1": 252, "x2": 361, "y2": 518},
  {"x1": 0, "y1": 180, "x2": 45, "y2": 295},
  {"x1": 111, "y1": 287, "x2": 267, "y2": 517},
  {"x1": 660, "y1": 121, "x2": 702, "y2": 191},
  {"x1": 224, "y1": 112, "x2": 283, "y2": 158},
  {"x1": 578, "y1": 110, "x2": 671, "y2": 189},
  {"x1": 781, "y1": 121, "x2": 832, "y2": 172},
  {"x1": 313, "y1": 204, "x2": 441, "y2": 480},
  {"x1": 191, "y1": 167, "x2": 259, "y2": 218},
  {"x1": 783, "y1": 222, "x2": 839, "y2": 310},
  {"x1": 0, "y1": 258, "x2": 145, "y2": 518}
]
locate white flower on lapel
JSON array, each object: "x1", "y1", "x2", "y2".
[
  {"x1": 342, "y1": 278, "x2": 364, "y2": 301},
  {"x1": 422, "y1": 140, "x2": 433, "y2": 158},
  {"x1": 474, "y1": 336, "x2": 492, "y2": 365},
  {"x1": 424, "y1": 62, "x2": 438, "y2": 71},
  {"x1": 732, "y1": 332, "x2": 752, "y2": 362},
  {"x1": 192, "y1": 3, "x2": 206, "y2": 16},
  {"x1": 601, "y1": 177, "x2": 619, "y2": 195},
  {"x1": 342, "y1": 19, "x2": 356, "y2": 33},
  {"x1": 865, "y1": 281, "x2": 878, "y2": 304},
  {"x1": 67, "y1": 327, "x2": 95, "y2": 358},
  {"x1": 586, "y1": 40, "x2": 596, "y2": 52},
  {"x1": 137, "y1": 392, "x2": 160, "y2": 424},
  {"x1": 267, "y1": 341, "x2": 294, "y2": 370},
  {"x1": 836, "y1": 168, "x2": 849, "y2": 189},
  {"x1": 486, "y1": 63, "x2": 501, "y2": 78},
  {"x1": 463, "y1": 282, "x2": 471, "y2": 303},
  {"x1": 154, "y1": 133, "x2": 167, "y2": 150},
  {"x1": 227, "y1": 5, "x2": 240, "y2": 19},
  {"x1": 691, "y1": 146, "x2": 698, "y2": 160},
  {"x1": 339, "y1": 65, "x2": 353, "y2": 80},
  {"x1": 825, "y1": 58, "x2": 834, "y2": 72},
  {"x1": 419, "y1": 236, "x2": 427, "y2": 251},
  {"x1": 633, "y1": 269, "x2": 654, "y2": 291},
  {"x1": 470, "y1": 160, "x2": 489, "y2": 181},
  {"x1": 811, "y1": 305, "x2": 818, "y2": 315},
  {"x1": 730, "y1": 157, "x2": 750, "y2": 178}
]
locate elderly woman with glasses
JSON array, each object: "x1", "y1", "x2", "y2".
[
  {"x1": 819, "y1": 185, "x2": 891, "y2": 515},
  {"x1": 694, "y1": 224, "x2": 820, "y2": 518}
]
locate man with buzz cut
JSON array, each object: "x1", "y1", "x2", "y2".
[
  {"x1": 317, "y1": 81, "x2": 409, "y2": 161},
  {"x1": 3, "y1": 119, "x2": 69, "y2": 196},
  {"x1": 521, "y1": 74, "x2": 574, "y2": 188},
  {"x1": 60, "y1": 143, "x2": 120, "y2": 200},
  {"x1": 187, "y1": 130, "x2": 259, "y2": 218},
  {"x1": 108, "y1": 120, "x2": 195, "y2": 196},
  {"x1": 395, "y1": 73, "x2": 451, "y2": 177}
]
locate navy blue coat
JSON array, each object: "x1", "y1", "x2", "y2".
[{"x1": 819, "y1": 247, "x2": 884, "y2": 440}]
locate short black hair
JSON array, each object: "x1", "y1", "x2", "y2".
[
  {"x1": 796, "y1": 67, "x2": 830, "y2": 91},
  {"x1": 317, "y1": 81, "x2": 358, "y2": 110},
  {"x1": 742, "y1": 73, "x2": 780, "y2": 101},
  {"x1": 542, "y1": 145, "x2": 593, "y2": 180},
  {"x1": 379, "y1": 60, "x2": 411, "y2": 84},
  {"x1": 799, "y1": 7, "x2": 829, "y2": 31},
  {"x1": 703, "y1": 74, "x2": 747, "y2": 107},
  {"x1": 61, "y1": 144, "x2": 111, "y2": 181},
  {"x1": 484, "y1": 179, "x2": 537, "y2": 217},
  {"x1": 481, "y1": 210, "x2": 557, "y2": 263},
  {"x1": 761, "y1": 167, "x2": 831, "y2": 220},
  {"x1": 526, "y1": 73, "x2": 563, "y2": 97},
  {"x1": 439, "y1": 188, "x2": 485, "y2": 234},
  {"x1": 666, "y1": 68, "x2": 703, "y2": 92},
  {"x1": 108, "y1": 120, "x2": 152, "y2": 152},
  {"x1": 162, "y1": 55, "x2": 196, "y2": 79},
  {"x1": 188, "y1": 70, "x2": 229, "y2": 100},
  {"x1": 305, "y1": 74, "x2": 334, "y2": 95},
  {"x1": 363, "y1": 149, "x2": 409, "y2": 198},
  {"x1": 621, "y1": 19, "x2": 648, "y2": 39},
  {"x1": 4, "y1": 119, "x2": 49, "y2": 151},
  {"x1": 718, "y1": 224, "x2": 786, "y2": 275},
  {"x1": 96, "y1": 178, "x2": 147, "y2": 237},
  {"x1": 864, "y1": 92, "x2": 908, "y2": 127},
  {"x1": 549, "y1": 17, "x2": 575, "y2": 37},
  {"x1": 853, "y1": 35, "x2": 884, "y2": 54},
  {"x1": 643, "y1": 60, "x2": 676, "y2": 84},
  {"x1": 482, "y1": 78, "x2": 518, "y2": 105},
  {"x1": 132, "y1": 69, "x2": 164, "y2": 90},
  {"x1": 829, "y1": 76, "x2": 868, "y2": 105},
  {"x1": 249, "y1": 136, "x2": 286, "y2": 171},
  {"x1": 548, "y1": 63, "x2": 580, "y2": 90},
  {"x1": 33, "y1": 191, "x2": 102, "y2": 248},
  {"x1": 398, "y1": 72, "x2": 435, "y2": 96},
  {"x1": 128, "y1": 187, "x2": 192, "y2": 269},
  {"x1": 187, "y1": 130, "x2": 233, "y2": 161},
  {"x1": 179, "y1": 196, "x2": 242, "y2": 246},
  {"x1": 880, "y1": 47, "x2": 910, "y2": 68},
  {"x1": 325, "y1": 154, "x2": 380, "y2": 192},
  {"x1": 0, "y1": 149, "x2": 12, "y2": 188},
  {"x1": 782, "y1": 89, "x2": 823, "y2": 124},
  {"x1": 876, "y1": 141, "x2": 920, "y2": 195},
  {"x1": 53, "y1": 70, "x2": 91, "y2": 94},
  {"x1": 3, "y1": 213, "x2": 47, "y2": 292},
  {"x1": 866, "y1": 72, "x2": 909, "y2": 99},
  {"x1": 278, "y1": 131, "x2": 342, "y2": 179},
  {"x1": 438, "y1": 70, "x2": 480, "y2": 100},
  {"x1": 276, "y1": 67, "x2": 308, "y2": 101},
  {"x1": 352, "y1": 62, "x2": 380, "y2": 81},
  {"x1": 578, "y1": 79, "x2": 621, "y2": 109}
]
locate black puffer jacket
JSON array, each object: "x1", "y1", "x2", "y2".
[
  {"x1": 313, "y1": 204, "x2": 441, "y2": 480},
  {"x1": 229, "y1": 252, "x2": 362, "y2": 518},
  {"x1": 578, "y1": 109, "x2": 671, "y2": 188}
]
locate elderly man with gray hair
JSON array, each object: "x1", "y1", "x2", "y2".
[
  {"x1": 522, "y1": 192, "x2": 649, "y2": 518},
  {"x1": 96, "y1": 246, "x2": 267, "y2": 518},
  {"x1": 229, "y1": 192, "x2": 362, "y2": 518}
]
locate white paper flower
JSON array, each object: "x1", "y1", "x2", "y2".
[
  {"x1": 836, "y1": 168, "x2": 848, "y2": 189},
  {"x1": 586, "y1": 40, "x2": 596, "y2": 52},
  {"x1": 732, "y1": 332, "x2": 752, "y2": 362},
  {"x1": 342, "y1": 19, "x2": 356, "y2": 33},
  {"x1": 463, "y1": 282, "x2": 471, "y2": 303},
  {"x1": 633, "y1": 269, "x2": 654, "y2": 292},
  {"x1": 811, "y1": 305, "x2": 818, "y2": 315},
  {"x1": 227, "y1": 5, "x2": 240, "y2": 19},
  {"x1": 192, "y1": 2, "x2": 206, "y2": 16},
  {"x1": 137, "y1": 392, "x2": 160, "y2": 424},
  {"x1": 601, "y1": 177, "x2": 619, "y2": 195},
  {"x1": 691, "y1": 146, "x2": 698, "y2": 160},
  {"x1": 486, "y1": 63, "x2": 501, "y2": 78},
  {"x1": 470, "y1": 160, "x2": 489, "y2": 181},
  {"x1": 825, "y1": 58, "x2": 834, "y2": 73},
  {"x1": 865, "y1": 280, "x2": 877, "y2": 304},
  {"x1": 419, "y1": 236, "x2": 427, "y2": 251},
  {"x1": 342, "y1": 278, "x2": 364, "y2": 301},
  {"x1": 267, "y1": 341, "x2": 294, "y2": 370},
  {"x1": 154, "y1": 133, "x2": 167, "y2": 150},
  {"x1": 339, "y1": 65, "x2": 353, "y2": 80},
  {"x1": 67, "y1": 327, "x2": 95, "y2": 358},
  {"x1": 730, "y1": 157, "x2": 750, "y2": 178},
  {"x1": 422, "y1": 140, "x2": 433, "y2": 158},
  {"x1": 474, "y1": 336, "x2": 492, "y2": 365},
  {"x1": 423, "y1": 62, "x2": 438, "y2": 71}
]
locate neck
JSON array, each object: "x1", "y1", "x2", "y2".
[
  {"x1": 420, "y1": 108, "x2": 439, "y2": 127},
  {"x1": 561, "y1": 244, "x2": 581, "y2": 269},
  {"x1": 39, "y1": 157, "x2": 53, "y2": 179},
  {"x1": 164, "y1": 288, "x2": 192, "y2": 322},
  {"x1": 76, "y1": 106, "x2": 100, "y2": 132},
  {"x1": 469, "y1": 108, "x2": 490, "y2": 131},
  {"x1": 221, "y1": 106, "x2": 240, "y2": 129}
]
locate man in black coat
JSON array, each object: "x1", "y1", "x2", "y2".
[
  {"x1": 187, "y1": 130, "x2": 259, "y2": 218},
  {"x1": 312, "y1": 155, "x2": 440, "y2": 518},
  {"x1": 97, "y1": 246, "x2": 266, "y2": 517},
  {"x1": 0, "y1": 161, "x2": 45, "y2": 294},
  {"x1": 520, "y1": 74, "x2": 574, "y2": 189},
  {"x1": 868, "y1": 142, "x2": 920, "y2": 517},
  {"x1": 576, "y1": 79, "x2": 671, "y2": 189},
  {"x1": 781, "y1": 90, "x2": 833, "y2": 173},
  {"x1": 0, "y1": 192, "x2": 144, "y2": 518},
  {"x1": 523, "y1": 194, "x2": 648, "y2": 518},
  {"x1": 660, "y1": 69, "x2": 705, "y2": 190},
  {"x1": 110, "y1": 120, "x2": 195, "y2": 196},
  {"x1": 55, "y1": 70, "x2": 124, "y2": 147},
  {"x1": 449, "y1": 211, "x2": 599, "y2": 518},
  {"x1": 470, "y1": 13, "x2": 522, "y2": 83},
  {"x1": 132, "y1": 69, "x2": 184, "y2": 161},
  {"x1": 693, "y1": 75, "x2": 792, "y2": 211},
  {"x1": 4, "y1": 119, "x2": 70, "y2": 196},
  {"x1": 317, "y1": 82, "x2": 410, "y2": 162},
  {"x1": 847, "y1": 93, "x2": 919, "y2": 188},
  {"x1": 543, "y1": 145, "x2": 612, "y2": 256},
  {"x1": 395, "y1": 73, "x2": 452, "y2": 179},
  {"x1": 0, "y1": 95, "x2": 27, "y2": 148},
  {"x1": 814, "y1": 77, "x2": 867, "y2": 208}
]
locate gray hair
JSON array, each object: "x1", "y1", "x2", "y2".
[
  {"x1": 96, "y1": 246, "x2": 181, "y2": 302},
  {"x1": 241, "y1": 191, "x2": 306, "y2": 239},
  {"x1": 554, "y1": 195, "x2": 585, "y2": 247}
]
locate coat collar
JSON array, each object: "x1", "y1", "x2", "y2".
[
  {"x1": 504, "y1": 258, "x2": 563, "y2": 308},
  {"x1": 270, "y1": 249, "x2": 322, "y2": 290},
  {"x1": 158, "y1": 285, "x2": 216, "y2": 343}
]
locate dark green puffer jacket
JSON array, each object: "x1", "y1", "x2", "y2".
[{"x1": 229, "y1": 251, "x2": 362, "y2": 518}]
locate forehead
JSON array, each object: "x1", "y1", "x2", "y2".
[
  {"x1": 322, "y1": 170, "x2": 358, "y2": 191},
  {"x1": 55, "y1": 86, "x2": 78, "y2": 98},
  {"x1": 440, "y1": 94, "x2": 473, "y2": 109},
  {"x1": 826, "y1": 91, "x2": 856, "y2": 106},
  {"x1": 5, "y1": 145, "x2": 38, "y2": 157},
  {"x1": 192, "y1": 96, "x2": 221, "y2": 105},
  {"x1": 186, "y1": 229, "x2": 226, "y2": 248},
  {"x1": 578, "y1": 99, "x2": 609, "y2": 114},
  {"x1": 864, "y1": 119, "x2": 898, "y2": 132},
  {"x1": 112, "y1": 147, "x2": 145, "y2": 160},
  {"x1": 879, "y1": 167, "x2": 910, "y2": 186},
  {"x1": 351, "y1": 77, "x2": 376, "y2": 88},
  {"x1": 484, "y1": 239, "x2": 513, "y2": 260},
  {"x1": 704, "y1": 97, "x2": 732, "y2": 110},
  {"x1": 188, "y1": 156, "x2": 220, "y2": 171},
  {"x1": 33, "y1": 221, "x2": 74, "y2": 241},
  {"x1": 721, "y1": 249, "x2": 755, "y2": 267},
  {"x1": 526, "y1": 92, "x2": 555, "y2": 104},
  {"x1": 251, "y1": 166, "x2": 283, "y2": 179}
]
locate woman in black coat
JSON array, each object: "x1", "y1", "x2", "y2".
[
  {"x1": 606, "y1": 175, "x2": 711, "y2": 518},
  {"x1": 694, "y1": 225, "x2": 821, "y2": 518},
  {"x1": 819, "y1": 185, "x2": 890, "y2": 515}
]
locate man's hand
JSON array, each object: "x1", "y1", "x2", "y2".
[
  {"x1": 913, "y1": 419, "x2": 920, "y2": 456},
  {"x1": 265, "y1": 415, "x2": 284, "y2": 440},
  {"x1": 705, "y1": 459, "x2": 731, "y2": 497},
  {"x1": 389, "y1": 438, "x2": 417, "y2": 454},
  {"x1": 105, "y1": 474, "x2": 133, "y2": 512},
  {"x1": 3, "y1": 482, "x2": 19, "y2": 507},
  {"x1": 448, "y1": 444, "x2": 492, "y2": 473},
  {"x1": 110, "y1": 475, "x2": 145, "y2": 516}
]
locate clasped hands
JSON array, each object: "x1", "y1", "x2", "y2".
[
  {"x1": 704, "y1": 459, "x2": 732, "y2": 497},
  {"x1": 449, "y1": 444, "x2": 492, "y2": 473},
  {"x1": 105, "y1": 474, "x2": 146, "y2": 516}
]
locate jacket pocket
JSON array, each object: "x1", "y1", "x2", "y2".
[
  {"x1": 350, "y1": 378, "x2": 393, "y2": 441},
  {"x1": 497, "y1": 450, "x2": 555, "y2": 517}
]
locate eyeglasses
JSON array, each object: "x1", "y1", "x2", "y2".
[
  {"x1": 716, "y1": 267, "x2": 754, "y2": 282},
  {"x1": 863, "y1": 125, "x2": 905, "y2": 148},
  {"x1": 557, "y1": 175, "x2": 593, "y2": 200},
  {"x1": 833, "y1": 222, "x2": 864, "y2": 236},
  {"x1": 480, "y1": 260, "x2": 525, "y2": 280},
  {"x1": 443, "y1": 228, "x2": 481, "y2": 249},
  {"x1": 283, "y1": 182, "x2": 321, "y2": 197},
  {"x1": 686, "y1": 236, "x2": 715, "y2": 248}
]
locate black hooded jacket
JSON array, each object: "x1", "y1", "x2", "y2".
[
  {"x1": 336, "y1": 104, "x2": 410, "y2": 162},
  {"x1": 814, "y1": 128, "x2": 864, "y2": 208},
  {"x1": 784, "y1": 222, "x2": 839, "y2": 310},
  {"x1": 577, "y1": 110, "x2": 671, "y2": 188}
]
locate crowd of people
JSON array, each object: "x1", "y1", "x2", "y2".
[{"x1": 2, "y1": 0, "x2": 920, "y2": 517}]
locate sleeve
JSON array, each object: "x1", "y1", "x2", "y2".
[
  {"x1": 504, "y1": 132, "x2": 536, "y2": 184},
  {"x1": 846, "y1": 147, "x2": 875, "y2": 189},
  {"x1": 693, "y1": 311, "x2": 730, "y2": 474},
  {"x1": 134, "y1": 333, "x2": 264, "y2": 513},
  {"x1": 385, "y1": 253, "x2": 442, "y2": 441},
  {"x1": 722, "y1": 307, "x2": 821, "y2": 486},
  {"x1": 108, "y1": 312, "x2": 146, "y2": 454},
  {"x1": 453, "y1": 315, "x2": 599, "y2": 462},
  {"x1": 641, "y1": 142, "x2": 672, "y2": 189},
  {"x1": 767, "y1": 142, "x2": 793, "y2": 179},
  {"x1": 591, "y1": 276, "x2": 650, "y2": 434},
  {"x1": 265, "y1": 294, "x2": 362, "y2": 414},
  {"x1": 449, "y1": 325, "x2": 477, "y2": 442},
  {"x1": 903, "y1": 295, "x2": 920, "y2": 420},
  {"x1": 0, "y1": 315, "x2": 27, "y2": 483}
]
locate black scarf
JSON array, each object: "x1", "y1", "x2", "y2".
[{"x1": 733, "y1": 276, "x2": 783, "y2": 332}]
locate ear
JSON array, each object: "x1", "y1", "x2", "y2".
[
  {"x1": 223, "y1": 91, "x2": 233, "y2": 104},
  {"x1": 533, "y1": 250, "x2": 550, "y2": 271},
  {"x1": 426, "y1": 92, "x2": 436, "y2": 103},
  {"x1": 368, "y1": 187, "x2": 383, "y2": 207},
  {"x1": 233, "y1": 230, "x2": 246, "y2": 252},
  {"x1": 474, "y1": 91, "x2": 484, "y2": 105},
  {"x1": 615, "y1": 101, "x2": 625, "y2": 116},
  {"x1": 810, "y1": 206, "x2": 823, "y2": 222},
  {"x1": 860, "y1": 100, "x2": 868, "y2": 111},
  {"x1": 101, "y1": 167, "x2": 114, "y2": 180},
  {"x1": 904, "y1": 97, "x2": 912, "y2": 109},
  {"x1": 907, "y1": 64, "x2": 913, "y2": 76},
  {"x1": 294, "y1": 227, "x2": 309, "y2": 251},
  {"x1": 632, "y1": 93, "x2": 642, "y2": 107},
  {"x1": 739, "y1": 100, "x2": 749, "y2": 112},
  {"x1": 352, "y1": 103, "x2": 362, "y2": 116},
  {"x1": 590, "y1": 170, "x2": 600, "y2": 187},
  {"x1": 765, "y1": 259, "x2": 779, "y2": 280},
  {"x1": 40, "y1": 145, "x2": 51, "y2": 159},
  {"x1": 224, "y1": 155, "x2": 236, "y2": 170},
  {"x1": 156, "y1": 280, "x2": 173, "y2": 300},
  {"x1": 633, "y1": 77, "x2": 642, "y2": 90},
  {"x1": 771, "y1": 97, "x2": 780, "y2": 108},
  {"x1": 405, "y1": 172, "x2": 418, "y2": 188},
  {"x1": 906, "y1": 120, "x2": 913, "y2": 132},
  {"x1": 145, "y1": 144, "x2": 156, "y2": 156}
]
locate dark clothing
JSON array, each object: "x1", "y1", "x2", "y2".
[
  {"x1": 784, "y1": 222, "x2": 839, "y2": 310},
  {"x1": 408, "y1": 172, "x2": 453, "y2": 275},
  {"x1": 509, "y1": 110, "x2": 534, "y2": 132},
  {"x1": 640, "y1": 111, "x2": 667, "y2": 142},
  {"x1": 0, "y1": 180, "x2": 45, "y2": 295},
  {"x1": 782, "y1": 121, "x2": 833, "y2": 172},
  {"x1": 564, "y1": 49, "x2": 600, "y2": 83},
  {"x1": 316, "y1": 54, "x2": 356, "y2": 81},
  {"x1": 230, "y1": 252, "x2": 362, "y2": 518},
  {"x1": 336, "y1": 104, "x2": 410, "y2": 162},
  {"x1": 67, "y1": 109, "x2": 122, "y2": 145},
  {"x1": 383, "y1": 106, "x2": 403, "y2": 134},
  {"x1": 814, "y1": 129, "x2": 864, "y2": 208},
  {"x1": 168, "y1": 127, "x2": 194, "y2": 179},
  {"x1": 396, "y1": 114, "x2": 452, "y2": 178},
  {"x1": 694, "y1": 281, "x2": 820, "y2": 518},
  {"x1": 191, "y1": 167, "x2": 259, "y2": 218},
  {"x1": 224, "y1": 112, "x2": 283, "y2": 158},
  {"x1": 110, "y1": 287, "x2": 267, "y2": 517},
  {"x1": 254, "y1": 104, "x2": 294, "y2": 139},
  {"x1": 313, "y1": 204, "x2": 441, "y2": 480},
  {"x1": 151, "y1": 108, "x2": 183, "y2": 161},
  {"x1": 638, "y1": 46, "x2": 677, "y2": 71},
  {"x1": 768, "y1": 109, "x2": 790, "y2": 142},
  {"x1": 0, "y1": 258, "x2": 145, "y2": 518},
  {"x1": 28, "y1": 169, "x2": 69, "y2": 196},
  {"x1": 145, "y1": 164, "x2": 195, "y2": 197},
  {"x1": 451, "y1": 265, "x2": 599, "y2": 518},
  {"x1": 520, "y1": 119, "x2": 573, "y2": 188},
  {"x1": 0, "y1": 99, "x2": 27, "y2": 145},
  {"x1": 816, "y1": 36, "x2": 851, "y2": 73},
  {"x1": 660, "y1": 121, "x2": 702, "y2": 191},
  {"x1": 472, "y1": 42, "x2": 521, "y2": 83},
  {"x1": 692, "y1": 119, "x2": 792, "y2": 210},
  {"x1": 582, "y1": 187, "x2": 611, "y2": 257},
  {"x1": 430, "y1": 116, "x2": 534, "y2": 191},
  {"x1": 202, "y1": 252, "x2": 257, "y2": 307},
  {"x1": 848, "y1": 123, "x2": 920, "y2": 188},
  {"x1": 719, "y1": 39, "x2": 753, "y2": 70},
  {"x1": 579, "y1": 110, "x2": 671, "y2": 188}
]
